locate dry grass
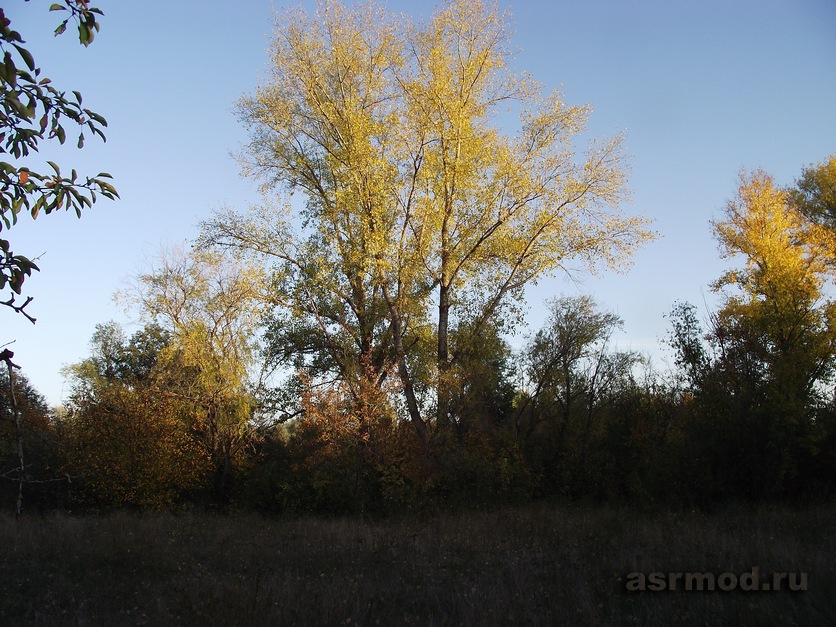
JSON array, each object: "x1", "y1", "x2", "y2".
[{"x1": 0, "y1": 503, "x2": 832, "y2": 626}]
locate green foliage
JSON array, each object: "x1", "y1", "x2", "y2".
[
  {"x1": 789, "y1": 154, "x2": 836, "y2": 229},
  {"x1": 63, "y1": 383, "x2": 209, "y2": 510},
  {"x1": 518, "y1": 296, "x2": 641, "y2": 497},
  {"x1": 654, "y1": 166, "x2": 836, "y2": 501},
  {"x1": 708, "y1": 169, "x2": 836, "y2": 497},
  {"x1": 666, "y1": 301, "x2": 708, "y2": 388},
  {"x1": 65, "y1": 321, "x2": 171, "y2": 392},
  {"x1": 48, "y1": 1, "x2": 103, "y2": 45},
  {"x1": 445, "y1": 321, "x2": 517, "y2": 439},
  {"x1": 0, "y1": 2, "x2": 116, "y2": 322}
]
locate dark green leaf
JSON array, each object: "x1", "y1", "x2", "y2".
[
  {"x1": 12, "y1": 44, "x2": 35, "y2": 72},
  {"x1": 78, "y1": 24, "x2": 92, "y2": 46},
  {"x1": 10, "y1": 271, "x2": 23, "y2": 294},
  {"x1": 87, "y1": 111, "x2": 107, "y2": 125},
  {"x1": 3, "y1": 52, "x2": 17, "y2": 87}
]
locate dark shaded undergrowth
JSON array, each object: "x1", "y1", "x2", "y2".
[{"x1": 0, "y1": 502, "x2": 832, "y2": 626}]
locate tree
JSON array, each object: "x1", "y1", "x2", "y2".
[
  {"x1": 63, "y1": 321, "x2": 207, "y2": 509},
  {"x1": 518, "y1": 295, "x2": 639, "y2": 495},
  {"x1": 203, "y1": 0, "x2": 652, "y2": 446},
  {"x1": 717, "y1": 170, "x2": 836, "y2": 497},
  {"x1": 711, "y1": 169, "x2": 836, "y2": 412},
  {"x1": 0, "y1": 359, "x2": 56, "y2": 514},
  {"x1": 124, "y1": 247, "x2": 267, "y2": 506},
  {"x1": 665, "y1": 300, "x2": 769, "y2": 500},
  {"x1": 1, "y1": 1, "x2": 117, "y2": 323},
  {"x1": 391, "y1": 0, "x2": 651, "y2": 433},
  {"x1": 668, "y1": 168, "x2": 836, "y2": 499},
  {"x1": 200, "y1": 0, "x2": 413, "y2": 435},
  {"x1": 65, "y1": 320, "x2": 171, "y2": 398},
  {"x1": 444, "y1": 320, "x2": 516, "y2": 438},
  {"x1": 522, "y1": 297, "x2": 625, "y2": 420}
]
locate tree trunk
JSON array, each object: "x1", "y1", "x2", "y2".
[
  {"x1": 380, "y1": 281, "x2": 430, "y2": 447},
  {"x1": 2, "y1": 351, "x2": 24, "y2": 518},
  {"x1": 437, "y1": 281, "x2": 452, "y2": 430}
]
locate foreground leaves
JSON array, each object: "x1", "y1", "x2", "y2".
[{"x1": 0, "y1": 2, "x2": 116, "y2": 322}]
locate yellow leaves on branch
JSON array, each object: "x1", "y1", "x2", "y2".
[
  {"x1": 240, "y1": 0, "x2": 652, "y2": 285},
  {"x1": 122, "y1": 246, "x2": 266, "y2": 403},
  {"x1": 215, "y1": 0, "x2": 655, "y2": 424}
]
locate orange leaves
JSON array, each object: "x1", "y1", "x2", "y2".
[{"x1": 63, "y1": 385, "x2": 210, "y2": 509}]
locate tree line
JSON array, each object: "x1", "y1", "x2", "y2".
[
  {"x1": 2, "y1": 0, "x2": 834, "y2": 514},
  {"x1": 4, "y1": 154, "x2": 835, "y2": 514}
]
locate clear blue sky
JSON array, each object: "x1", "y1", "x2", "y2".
[{"x1": 3, "y1": 0, "x2": 835, "y2": 406}]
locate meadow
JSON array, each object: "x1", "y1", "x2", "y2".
[{"x1": 0, "y1": 502, "x2": 832, "y2": 626}]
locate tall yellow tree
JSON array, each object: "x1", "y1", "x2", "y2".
[
  {"x1": 203, "y1": 0, "x2": 653, "y2": 445},
  {"x1": 201, "y1": 0, "x2": 428, "y2": 439},
  {"x1": 710, "y1": 168, "x2": 836, "y2": 490},
  {"x1": 389, "y1": 0, "x2": 651, "y2": 430},
  {"x1": 712, "y1": 169, "x2": 836, "y2": 387}
]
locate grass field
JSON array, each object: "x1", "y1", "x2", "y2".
[{"x1": 0, "y1": 503, "x2": 832, "y2": 625}]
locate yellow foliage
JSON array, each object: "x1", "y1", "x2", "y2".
[
  {"x1": 711, "y1": 168, "x2": 836, "y2": 399},
  {"x1": 211, "y1": 0, "x2": 655, "y2": 435},
  {"x1": 712, "y1": 169, "x2": 833, "y2": 316}
]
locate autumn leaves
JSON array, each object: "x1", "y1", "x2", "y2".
[{"x1": 207, "y1": 0, "x2": 653, "y2": 442}]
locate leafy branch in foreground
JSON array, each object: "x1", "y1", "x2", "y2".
[{"x1": 0, "y1": 2, "x2": 117, "y2": 322}]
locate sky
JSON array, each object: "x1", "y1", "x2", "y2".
[{"x1": 3, "y1": 0, "x2": 835, "y2": 406}]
